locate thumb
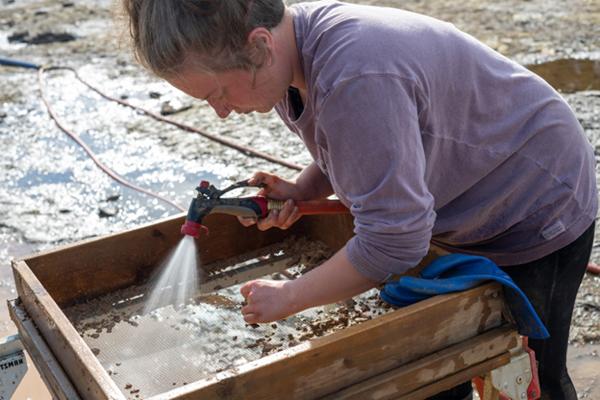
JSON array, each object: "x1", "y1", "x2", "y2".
[
  {"x1": 249, "y1": 171, "x2": 271, "y2": 187},
  {"x1": 240, "y1": 281, "x2": 256, "y2": 299},
  {"x1": 237, "y1": 216, "x2": 257, "y2": 227}
]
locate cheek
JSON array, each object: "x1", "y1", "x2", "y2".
[{"x1": 230, "y1": 88, "x2": 258, "y2": 106}]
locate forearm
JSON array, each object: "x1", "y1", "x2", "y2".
[
  {"x1": 287, "y1": 245, "x2": 378, "y2": 313},
  {"x1": 295, "y1": 161, "x2": 334, "y2": 200}
]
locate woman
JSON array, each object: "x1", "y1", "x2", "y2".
[{"x1": 122, "y1": 1, "x2": 597, "y2": 398}]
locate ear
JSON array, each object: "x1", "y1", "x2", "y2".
[{"x1": 247, "y1": 27, "x2": 274, "y2": 67}]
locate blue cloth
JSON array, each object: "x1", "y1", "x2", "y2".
[{"x1": 380, "y1": 254, "x2": 550, "y2": 339}]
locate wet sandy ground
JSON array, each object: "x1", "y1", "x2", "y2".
[{"x1": 0, "y1": 0, "x2": 599, "y2": 398}]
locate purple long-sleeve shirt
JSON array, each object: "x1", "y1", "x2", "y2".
[{"x1": 275, "y1": 1, "x2": 598, "y2": 282}]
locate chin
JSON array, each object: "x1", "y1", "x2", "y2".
[{"x1": 256, "y1": 105, "x2": 274, "y2": 113}]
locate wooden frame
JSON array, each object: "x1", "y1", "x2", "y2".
[
  {"x1": 10, "y1": 213, "x2": 517, "y2": 399},
  {"x1": 8, "y1": 299, "x2": 80, "y2": 400}
]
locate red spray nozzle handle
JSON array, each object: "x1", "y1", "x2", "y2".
[
  {"x1": 267, "y1": 199, "x2": 349, "y2": 215},
  {"x1": 295, "y1": 199, "x2": 349, "y2": 215}
]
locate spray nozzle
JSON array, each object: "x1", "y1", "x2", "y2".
[{"x1": 180, "y1": 179, "x2": 268, "y2": 238}]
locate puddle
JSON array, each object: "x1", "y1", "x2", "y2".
[{"x1": 528, "y1": 59, "x2": 600, "y2": 93}]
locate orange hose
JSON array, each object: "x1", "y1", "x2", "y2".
[
  {"x1": 587, "y1": 263, "x2": 600, "y2": 275},
  {"x1": 67, "y1": 68, "x2": 304, "y2": 172},
  {"x1": 296, "y1": 200, "x2": 349, "y2": 215},
  {"x1": 38, "y1": 66, "x2": 186, "y2": 212}
]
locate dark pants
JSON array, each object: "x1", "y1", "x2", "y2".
[{"x1": 427, "y1": 222, "x2": 595, "y2": 400}]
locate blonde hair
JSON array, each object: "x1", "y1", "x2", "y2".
[{"x1": 122, "y1": 0, "x2": 285, "y2": 77}]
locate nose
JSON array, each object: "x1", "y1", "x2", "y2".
[{"x1": 207, "y1": 98, "x2": 231, "y2": 119}]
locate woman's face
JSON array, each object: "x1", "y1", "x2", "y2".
[{"x1": 166, "y1": 61, "x2": 289, "y2": 119}]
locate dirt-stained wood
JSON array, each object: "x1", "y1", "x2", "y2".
[
  {"x1": 198, "y1": 214, "x2": 293, "y2": 266},
  {"x1": 323, "y1": 326, "x2": 519, "y2": 399},
  {"x1": 399, "y1": 355, "x2": 510, "y2": 400},
  {"x1": 21, "y1": 213, "x2": 292, "y2": 307},
  {"x1": 12, "y1": 211, "x2": 512, "y2": 400},
  {"x1": 294, "y1": 214, "x2": 354, "y2": 252},
  {"x1": 7, "y1": 299, "x2": 81, "y2": 400},
  {"x1": 12, "y1": 260, "x2": 125, "y2": 400},
  {"x1": 149, "y1": 283, "x2": 505, "y2": 400}
]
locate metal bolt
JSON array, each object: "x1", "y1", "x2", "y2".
[
  {"x1": 516, "y1": 375, "x2": 524, "y2": 384},
  {"x1": 520, "y1": 392, "x2": 526, "y2": 399}
]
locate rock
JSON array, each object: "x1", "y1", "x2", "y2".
[
  {"x1": 8, "y1": 31, "x2": 77, "y2": 45},
  {"x1": 160, "y1": 100, "x2": 192, "y2": 116},
  {"x1": 105, "y1": 193, "x2": 120, "y2": 202},
  {"x1": 0, "y1": 19, "x2": 15, "y2": 28},
  {"x1": 98, "y1": 206, "x2": 118, "y2": 218},
  {"x1": 149, "y1": 91, "x2": 161, "y2": 99},
  {"x1": 7, "y1": 31, "x2": 28, "y2": 43}
]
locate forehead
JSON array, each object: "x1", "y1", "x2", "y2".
[
  {"x1": 167, "y1": 66, "x2": 253, "y2": 99},
  {"x1": 167, "y1": 68, "x2": 220, "y2": 99}
]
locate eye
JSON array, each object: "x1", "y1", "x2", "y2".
[
  {"x1": 215, "y1": 88, "x2": 226, "y2": 100},
  {"x1": 206, "y1": 88, "x2": 224, "y2": 102}
]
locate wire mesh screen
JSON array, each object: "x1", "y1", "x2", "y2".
[{"x1": 63, "y1": 240, "x2": 391, "y2": 399}]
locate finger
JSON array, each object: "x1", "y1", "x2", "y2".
[
  {"x1": 275, "y1": 200, "x2": 295, "y2": 228},
  {"x1": 285, "y1": 206, "x2": 301, "y2": 228},
  {"x1": 240, "y1": 281, "x2": 255, "y2": 298},
  {"x1": 251, "y1": 173, "x2": 275, "y2": 197},
  {"x1": 243, "y1": 312, "x2": 259, "y2": 324},
  {"x1": 256, "y1": 209, "x2": 279, "y2": 231},
  {"x1": 250, "y1": 171, "x2": 275, "y2": 187},
  {"x1": 237, "y1": 216, "x2": 257, "y2": 227},
  {"x1": 248, "y1": 171, "x2": 268, "y2": 186},
  {"x1": 241, "y1": 303, "x2": 258, "y2": 315}
]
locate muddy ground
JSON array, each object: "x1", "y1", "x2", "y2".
[{"x1": 0, "y1": 0, "x2": 599, "y2": 398}]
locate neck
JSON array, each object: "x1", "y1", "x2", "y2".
[{"x1": 281, "y1": 8, "x2": 306, "y2": 92}]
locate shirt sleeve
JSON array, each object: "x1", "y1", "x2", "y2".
[{"x1": 315, "y1": 74, "x2": 436, "y2": 282}]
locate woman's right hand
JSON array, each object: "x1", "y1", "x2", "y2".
[
  {"x1": 249, "y1": 171, "x2": 302, "y2": 201},
  {"x1": 238, "y1": 172, "x2": 302, "y2": 231}
]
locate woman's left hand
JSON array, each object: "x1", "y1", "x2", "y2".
[{"x1": 240, "y1": 279, "x2": 298, "y2": 324}]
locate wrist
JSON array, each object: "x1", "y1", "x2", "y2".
[
  {"x1": 283, "y1": 278, "x2": 304, "y2": 315},
  {"x1": 294, "y1": 163, "x2": 332, "y2": 200}
]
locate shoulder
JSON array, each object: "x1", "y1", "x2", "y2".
[{"x1": 294, "y1": 1, "x2": 453, "y2": 103}]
